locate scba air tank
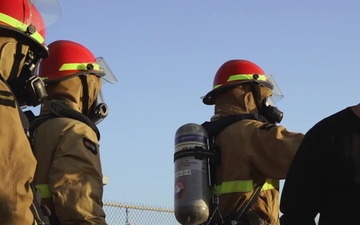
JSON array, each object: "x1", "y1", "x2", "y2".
[{"x1": 174, "y1": 123, "x2": 210, "y2": 225}]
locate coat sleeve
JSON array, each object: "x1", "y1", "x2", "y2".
[
  {"x1": 49, "y1": 121, "x2": 107, "y2": 225},
  {"x1": 243, "y1": 120, "x2": 305, "y2": 179}
]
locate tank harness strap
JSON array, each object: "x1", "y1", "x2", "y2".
[
  {"x1": 201, "y1": 114, "x2": 268, "y2": 138},
  {"x1": 48, "y1": 100, "x2": 100, "y2": 140},
  {"x1": 205, "y1": 181, "x2": 266, "y2": 225},
  {"x1": 174, "y1": 146, "x2": 216, "y2": 162},
  {"x1": 35, "y1": 184, "x2": 52, "y2": 199},
  {"x1": 28, "y1": 100, "x2": 101, "y2": 142},
  {"x1": 232, "y1": 180, "x2": 265, "y2": 222},
  {"x1": 30, "y1": 184, "x2": 51, "y2": 225}
]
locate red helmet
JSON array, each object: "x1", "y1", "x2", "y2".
[
  {"x1": 39, "y1": 40, "x2": 118, "y2": 84},
  {"x1": 0, "y1": 0, "x2": 49, "y2": 57},
  {"x1": 202, "y1": 59, "x2": 276, "y2": 105},
  {"x1": 39, "y1": 40, "x2": 105, "y2": 83}
]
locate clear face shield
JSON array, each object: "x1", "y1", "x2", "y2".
[
  {"x1": 95, "y1": 57, "x2": 118, "y2": 84},
  {"x1": 257, "y1": 74, "x2": 284, "y2": 124},
  {"x1": 21, "y1": 0, "x2": 61, "y2": 48},
  {"x1": 263, "y1": 74, "x2": 283, "y2": 106},
  {"x1": 30, "y1": 0, "x2": 61, "y2": 30},
  {"x1": 89, "y1": 57, "x2": 117, "y2": 124}
]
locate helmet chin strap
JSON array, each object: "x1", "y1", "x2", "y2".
[
  {"x1": 7, "y1": 41, "x2": 25, "y2": 86},
  {"x1": 248, "y1": 83, "x2": 263, "y2": 112},
  {"x1": 79, "y1": 75, "x2": 89, "y2": 116}
]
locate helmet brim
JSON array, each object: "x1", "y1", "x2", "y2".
[
  {"x1": 44, "y1": 70, "x2": 105, "y2": 85},
  {"x1": 202, "y1": 80, "x2": 273, "y2": 105},
  {"x1": 0, "y1": 25, "x2": 48, "y2": 59}
]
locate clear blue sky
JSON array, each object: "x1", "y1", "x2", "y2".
[{"x1": 36, "y1": 0, "x2": 360, "y2": 209}]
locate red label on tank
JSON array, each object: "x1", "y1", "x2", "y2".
[{"x1": 175, "y1": 181, "x2": 185, "y2": 199}]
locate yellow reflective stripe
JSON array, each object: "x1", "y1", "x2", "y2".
[
  {"x1": 59, "y1": 63, "x2": 100, "y2": 71},
  {"x1": 216, "y1": 179, "x2": 279, "y2": 195},
  {"x1": 35, "y1": 184, "x2": 52, "y2": 198},
  {"x1": 262, "y1": 179, "x2": 279, "y2": 191},
  {"x1": 216, "y1": 180, "x2": 254, "y2": 194},
  {"x1": 228, "y1": 74, "x2": 267, "y2": 82},
  {"x1": 0, "y1": 13, "x2": 44, "y2": 44},
  {"x1": 213, "y1": 73, "x2": 267, "y2": 90}
]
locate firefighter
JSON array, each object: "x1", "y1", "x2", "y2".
[
  {"x1": 201, "y1": 59, "x2": 304, "y2": 225},
  {"x1": 30, "y1": 40, "x2": 117, "y2": 225},
  {"x1": 0, "y1": 1, "x2": 59, "y2": 224}
]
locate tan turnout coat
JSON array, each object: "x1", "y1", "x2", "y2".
[
  {"x1": 0, "y1": 36, "x2": 37, "y2": 225},
  {"x1": 32, "y1": 75, "x2": 107, "y2": 225}
]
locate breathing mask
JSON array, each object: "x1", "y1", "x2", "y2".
[
  {"x1": 88, "y1": 90, "x2": 108, "y2": 124},
  {"x1": 7, "y1": 44, "x2": 47, "y2": 107},
  {"x1": 16, "y1": 49, "x2": 47, "y2": 106},
  {"x1": 259, "y1": 99, "x2": 283, "y2": 124},
  {"x1": 248, "y1": 79, "x2": 284, "y2": 124}
]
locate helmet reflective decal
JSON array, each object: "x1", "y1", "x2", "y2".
[
  {"x1": 0, "y1": 12, "x2": 44, "y2": 43},
  {"x1": 59, "y1": 63, "x2": 100, "y2": 72},
  {"x1": 227, "y1": 73, "x2": 267, "y2": 83},
  {"x1": 213, "y1": 73, "x2": 268, "y2": 90}
]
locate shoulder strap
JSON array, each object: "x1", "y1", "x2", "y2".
[
  {"x1": 47, "y1": 101, "x2": 100, "y2": 140},
  {"x1": 27, "y1": 114, "x2": 53, "y2": 147},
  {"x1": 30, "y1": 184, "x2": 51, "y2": 225},
  {"x1": 28, "y1": 101, "x2": 101, "y2": 142},
  {"x1": 201, "y1": 114, "x2": 268, "y2": 137}
]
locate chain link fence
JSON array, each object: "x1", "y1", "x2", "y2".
[
  {"x1": 104, "y1": 201, "x2": 319, "y2": 225},
  {"x1": 104, "y1": 201, "x2": 181, "y2": 225}
]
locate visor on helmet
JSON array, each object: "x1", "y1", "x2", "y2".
[
  {"x1": 262, "y1": 74, "x2": 283, "y2": 105},
  {"x1": 96, "y1": 57, "x2": 118, "y2": 84},
  {"x1": 31, "y1": 0, "x2": 61, "y2": 29}
]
